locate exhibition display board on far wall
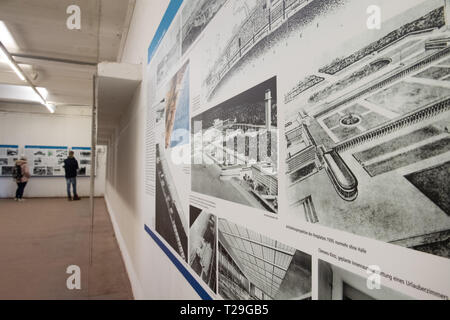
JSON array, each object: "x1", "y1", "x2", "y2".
[
  {"x1": 72, "y1": 147, "x2": 92, "y2": 176},
  {"x1": 0, "y1": 145, "x2": 93, "y2": 178},
  {"x1": 25, "y1": 145, "x2": 68, "y2": 177},
  {"x1": 143, "y1": 0, "x2": 450, "y2": 300},
  {"x1": 0, "y1": 145, "x2": 19, "y2": 177}
]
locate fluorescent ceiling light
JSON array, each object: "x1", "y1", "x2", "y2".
[
  {"x1": 0, "y1": 21, "x2": 18, "y2": 50},
  {"x1": 0, "y1": 84, "x2": 48, "y2": 103},
  {"x1": 33, "y1": 88, "x2": 54, "y2": 113},
  {"x1": 0, "y1": 22, "x2": 54, "y2": 114},
  {"x1": 37, "y1": 87, "x2": 48, "y2": 99},
  {"x1": 44, "y1": 103, "x2": 55, "y2": 114},
  {"x1": 0, "y1": 21, "x2": 18, "y2": 64},
  {"x1": 0, "y1": 45, "x2": 25, "y2": 81},
  {"x1": 0, "y1": 21, "x2": 25, "y2": 81}
]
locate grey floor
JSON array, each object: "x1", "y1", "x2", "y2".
[{"x1": 0, "y1": 197, "x2": 133, "y2": 300}]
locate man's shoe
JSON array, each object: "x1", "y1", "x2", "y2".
[{"x1": 73, "y1": 196, "x2": 81, "y2": 201}]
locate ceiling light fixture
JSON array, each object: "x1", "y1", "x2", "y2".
[
  {"x1": 0, "y1": 45, "x2": 25, "y2": 81},
  {"x1": 0, "y1": 20, "x2": 24, "y2": 80},
  {"x1": 0, "y1": 21, "x2": 18, "y2": 51},
  {"x1": 45, "y1": 103, "x2": 55, "y2": 114},
  {"x1": 0, "y1": 40, "x2": 54, "y2": 113}
]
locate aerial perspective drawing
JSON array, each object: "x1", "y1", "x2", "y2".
[
  {"x1": 192, "y1": 77, "x2": 278, "y2": 213},
  {"x1": 181, "y1": 0, "x2": 228, "y2": 54},
  {"x1": 280, "y1": 0, "x2": 450, "y2": 258}
]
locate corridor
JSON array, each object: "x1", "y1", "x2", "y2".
[{"x1": 0, "y1": 198, "x2": 132, "y2": 300}]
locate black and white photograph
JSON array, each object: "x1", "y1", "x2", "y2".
[
  {"x1": 155, "y1": 14, "x2": 181, "y2": 86},
  {"x1": 192, "y1": 77, "x2": 278, "y2": 213},
  {"x1": 46, "y1": 167, "x2": 54, "y2": 176},
  {"x1": 56, "y1": 150, "x2": 67, "y2": 158},
  {"x1": 33, "y1": 150, "x2": 45, "y2": 157},
  {"x1": 80, "y1": 160, "x2": 91, "y2": 165},
  {"x1": 33, "y1": 166, "x2": 46, "y2": 176},
  {"x1": 1, "y1": 166, "x2": 14, "y2": 176},
  {"x1": 189, "y1": 206, "x2": 217, "y2": 293},
  {"x1": 0, "y1": 158, "x2": 8, "y2": 165},
  {"x1": 318, "y1": 260, "x2": 414, "y2": 300},
  {"x1": 155, "y1": 100, "x2": 166, "y2": 124},
  {"x1": 181, "y1": 0, "x2": 227, "y2": 55},
  {"x1": 78, "y1": 167, "x2": 87, "y2": 176},
  {"x1": 7, "y1": 148, "x2": 18, "y2": 156},
  {"x1": 34, "y1": 158, "x2": 42, "y2": 165},
  {"x1": 155, "y1": 143, "x2": 188, "y2": 262},
  {"x1": 201, "y1": 0, "x2": 321, "y2": 102},
  {"x1": 218, "y1": 218, "x2": 312, "y2": 300},
  {"x1": 282, "y1": 0, "x2": 450, "y2": 259},
  {"x1": 79, "y1": 151, "x2": 91, "y2": 158}
]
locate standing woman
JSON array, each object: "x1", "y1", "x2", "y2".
[{"x1": 14, "y1": 157, "x2": 31, "y2": 202}]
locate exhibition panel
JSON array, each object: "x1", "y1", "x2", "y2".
[
  {"x1": 25, "y1": 145, "x2": 68, "y2": 177},
  {"x1": 72, "y1": 147, "x2": 92, "y2": 177},
  {"x1": 138, "y1": 0, "x2": 450, "y2": 301},
  {"x1": 0, "y1": 145, "x2": 19, "y2": 177}
]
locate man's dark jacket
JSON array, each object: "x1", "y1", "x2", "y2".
[{"x1": 64, "y1": 157, "x2": 79, "y2": 178}]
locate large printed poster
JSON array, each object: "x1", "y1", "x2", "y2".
[
  {"x1": 72, "y1": 147, "x2": 92, "y2": 176},
  {"x1": 145, "y1": 0, "x2": 450, "y2": 300},
  {"x1": 0, "y1": 146, "x2": 92, "y2": 178},
  {"x1": 25, "y1": 146, "x2": 68, "y2": 177},
  {"x1": 155, "y1": 61, "x2": 190, "y2": 262},
  {"x1": 0, "y1": 145, "x2": 19, "y2": 177}
]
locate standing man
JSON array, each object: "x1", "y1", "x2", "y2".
[{"x1": 64, "y1": 151, "x2": 80, "y2": 201}]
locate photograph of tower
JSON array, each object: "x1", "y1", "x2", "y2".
[
  {"x1": 218, "y1": 218, "x2": 312, "y2": 300},
  {"x1": 189, "y1": 206, "x2": 217, "y2": 293},
  {"x1": 191, "y1": 77, "x2": 278, "y2": 213},
  {"x1": 282, "y1": 0, "x2": 450, "y2": 259},
  {"x1": 165, "y1": 61, "x2": 190, "y2": 149},
  {"x1": 154, "y1": 61, "x2": 191, "y2": 263}
]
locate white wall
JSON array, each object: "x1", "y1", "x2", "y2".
[
  {"x1": 103, "y1": 0, "x2": 199, "y2": 300},
  {"x1": 0, "y1": 106, "x2": 106, "y2": 198}
]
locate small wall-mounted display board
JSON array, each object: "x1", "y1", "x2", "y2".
[
  {"x1": 72, "y1": 147, "x2": 92, "y2": 176},
  {"x1": 0, "y1": 145, "x2": 19, "y2": 177},
  {"x1": 25, "y1": 145, "x2": 68, "y2": 177}
]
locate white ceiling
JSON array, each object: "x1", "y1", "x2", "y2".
[{"x1": 0, "y1": 0, "x2": 135, "y2": 108}]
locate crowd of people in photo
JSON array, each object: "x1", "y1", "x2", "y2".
[
  {"x1": 196, "y1": 101, "x2": 277, "y2": 130},
  {"x1": 205, "y1": 0, "x2": 304, "y2": 90},
  {"x1": 319, "y1": 7, "x2": 444, "y2": 75},
  {"x1": 285, "y1": 75, "x2": 324, "y2": 103},
  {"x1": 309, "y1": 59, "x2": 391, "y2": 103}
]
